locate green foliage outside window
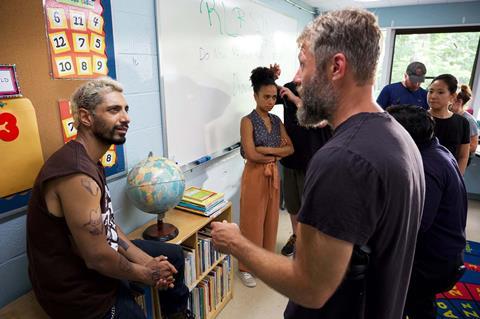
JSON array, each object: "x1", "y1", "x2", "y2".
[{"x1": 391, "y1": 32, "x2": 480, "y2": 88}]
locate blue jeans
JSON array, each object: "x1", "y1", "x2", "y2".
[{"x1": 102, "y1": 240, "x2": 189, "y2": 319}]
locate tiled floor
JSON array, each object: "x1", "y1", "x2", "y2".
[{"x1": 217, "y1": 199, "x2": 480, "y2": 318}]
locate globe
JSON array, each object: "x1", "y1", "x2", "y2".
[{"x1": 126, "y1": 154, "x2": 185, "y2": 241}]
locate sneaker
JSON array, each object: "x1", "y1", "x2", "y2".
[
  {"x1": 281, "y1": 234, "x2": 296, "y2": 256},
  {"x1": 239, "y1": 271, "x2": 256, "y2": 288}
]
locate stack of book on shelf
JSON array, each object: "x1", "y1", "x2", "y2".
[
  {"x1": 176, "y1": 186, "x2": 227, "y2": 217},
  {"x1": 188, "y1": 256, "x2": 232, "y2": 319}
]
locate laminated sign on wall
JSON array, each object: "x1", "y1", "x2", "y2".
[
  {"x1": 0, "y1": 98, "x2": 44, "y2": 198},
  {"x1": 44, "y1": 0, "x2": 109, "y2": 79}
]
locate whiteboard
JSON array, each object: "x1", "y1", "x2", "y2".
[{"x1": 156, "y1": 0, "x2": 299, "y2": 165}]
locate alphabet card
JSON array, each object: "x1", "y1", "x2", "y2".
[
  {"x1": 44, "y1": 0, "x2": 109, "y2": 79},
  {"x1": 0, "y1": 98, "x2": 44, "y2": 198}
]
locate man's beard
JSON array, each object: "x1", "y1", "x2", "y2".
[
  {"x1": 297, "y1": 73, "x2": 338, "y2": 127},
  {"x1": 92, "y1": 117, "x2": 127, "y2": 145}
]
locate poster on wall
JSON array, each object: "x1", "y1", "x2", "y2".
[
  {"x1": 0, "y1": 0, "x2": 120, "y2": 217},
  {"x1": 44, "y1": 0, "x2": 110, "y2": 79},
  {"x1": 0, "y1": 98, "x2": 44, "y2": 198}
]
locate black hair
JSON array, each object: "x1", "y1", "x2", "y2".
[
  {"x1": 430, "y1": 74, "x2": 458, "y2": 94},
  {"x1": 250, "y1": 67, "x2": 276, "y2": 94},
  {"x1": 386, "y1": 104, "x2": 435, "y2": 145}
]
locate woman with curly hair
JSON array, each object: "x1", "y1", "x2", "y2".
[{"x1": 238, "y1": 66, "x2": 293, "y2": 287}]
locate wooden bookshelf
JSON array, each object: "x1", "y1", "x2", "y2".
[{"x1": 128, "y1": 202, "x2": 234, "y2": 319}]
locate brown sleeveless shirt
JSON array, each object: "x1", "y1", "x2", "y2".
[{"x1": 27, "y1": 140, "x2": 118, "y2": 319}]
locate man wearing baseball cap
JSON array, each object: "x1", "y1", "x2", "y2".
[{"x1": 377, "y1": 61, "x2": 428, "y2": 110}]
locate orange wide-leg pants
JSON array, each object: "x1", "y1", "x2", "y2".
[{"x1": 239, "y1": 161, "x2": 280, "y2": 273}]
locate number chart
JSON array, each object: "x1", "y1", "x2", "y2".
[{"x1": 44, "y1": 0, "x2": 109, "y2": 79}]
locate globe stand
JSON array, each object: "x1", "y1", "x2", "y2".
[{"x1": 142, "y1": 211, "x2": 179, "y2": 242}]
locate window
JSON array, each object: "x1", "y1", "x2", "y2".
[{"x1": 390, "y1": 27, "x2": 480, "y2": 88}]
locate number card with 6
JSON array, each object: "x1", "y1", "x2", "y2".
[{"x1": 47, "y1": 8, "x2": 68, "y2": 29}]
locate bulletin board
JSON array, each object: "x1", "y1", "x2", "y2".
[{"x1": 0, "y1": 0, "x2": 124, "y2": 217}]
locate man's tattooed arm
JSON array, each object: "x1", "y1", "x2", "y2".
[
  {"x1": 82, "y1": 207, "x2": 103, "y2": 235},
  {"x1": 80, "y1": 178, "x2": 100, "y2": 196},
  {"x1": 118, "y1": 254, "x2": 133, "y2": 273}
]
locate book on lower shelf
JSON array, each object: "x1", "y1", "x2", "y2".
[
  {"x1": 183, "y1": 246, "x2": 197, "y2": 288},
  {"x1": 188, "y1": 255, "x2": 232, "y2": 319}
]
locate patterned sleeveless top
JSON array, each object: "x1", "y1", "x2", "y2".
[{"x1": 241, "y1": 109, "x2": 282, "y2": 158}]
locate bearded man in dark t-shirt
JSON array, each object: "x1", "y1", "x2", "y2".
[{"x1": 210, "y1": 8, "x2": 425, "y2": 319}]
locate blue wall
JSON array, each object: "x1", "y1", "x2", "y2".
[
  {"x1": 0, "y1": 0, "x2": 313, "y2": 308},
  {"x1": 370, "y1": 1, "x2": 480, "y2": 27}
]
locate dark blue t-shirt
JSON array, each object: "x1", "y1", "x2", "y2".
[
  {"x1": 286, "y1": 112, "x2": 425, "y2": 319},
  {"x1": 377, "y1": 82, "x2": 428, "y2": 110},
  {"x1": 416, "y1": 137, "x2": 467, "y2": 261}
]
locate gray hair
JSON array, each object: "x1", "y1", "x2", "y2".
[
  {"x1": 299, "y1": 8, "x2": 381, "y2": 86},
  {"x1": 71, "y1": 77, "x2": 123, "y2": 127}
]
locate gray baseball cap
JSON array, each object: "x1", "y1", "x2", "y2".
[{"x1": 406, "y1": 62, "x2": 427, "y2": 83}]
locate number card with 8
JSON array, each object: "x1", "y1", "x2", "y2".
[
  {"x1": 101, "y1": 146, "x2": 117, "y2": 167},
  {"x1": 76, "y1": 56, "x2": 93, "y2": 76}
]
